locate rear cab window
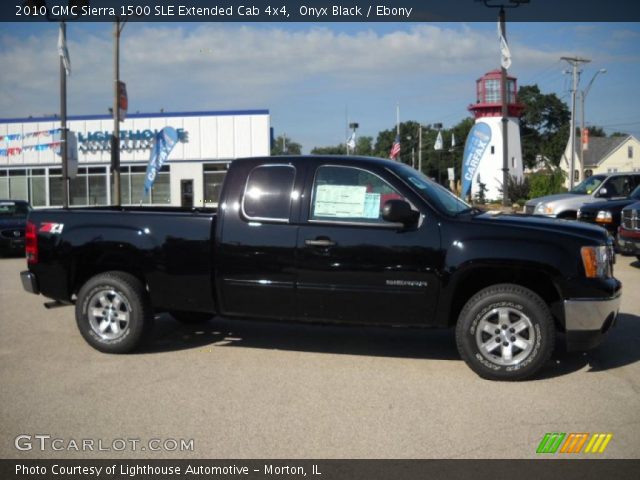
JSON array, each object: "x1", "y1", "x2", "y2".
[{"x1": 242, "y1": 164, "x2": 296, "y2": 222}]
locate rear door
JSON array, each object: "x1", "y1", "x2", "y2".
[
  {"x1": 295, "y1": 161, "x2": 441, "y2": 326},
  {"x1": 215, "y1": 160, "x2": 304, "y2": 320}
]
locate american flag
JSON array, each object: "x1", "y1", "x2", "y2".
[{"x1": 389, "y1": 135, "x2": 401, "y2": 160}]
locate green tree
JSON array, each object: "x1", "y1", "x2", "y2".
[
  {"x1": 355, "y1": 136, "x2": 373, "y2": 156},
  {"x1": 528, "y1": 168, "x2": 567, "y2": 198},
  {"x1": 271, "y1": 135, "x2": 302, "y2": 155},
  {"x1": 310, "y1": 144, "x2": 346, "y2": 155},
  {"x1": 518, "y1": 85, "x2": 570, "y2": 168},
  {"x1": 310, "y1": 136, "x2": 374, "y2": 156}
]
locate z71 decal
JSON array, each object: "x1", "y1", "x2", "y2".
[{"x1": 39, "y1": 222, "x2": 64, "y2": 234}]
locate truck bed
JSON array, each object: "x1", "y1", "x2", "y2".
[{"x1": 28, "y1": 206, "x2": 218, "y2": 314}]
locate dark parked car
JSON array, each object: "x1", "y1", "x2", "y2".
[
  {"x1": 21, "y1": 156, "x2": 621, "y2": 381},
  {"x1": 0, "y1": 200, "x2": 32, "y2": 256},
  {"x1": 618, "y1": 201, "x2": 640, "y2": 260},
  {"x1": 577, "y1": 184, "x2": 640, "y2": 243}
]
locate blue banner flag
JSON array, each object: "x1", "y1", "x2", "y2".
[
  {"x1": 144, "y1": 127, "x2": 178, "y2": 196},
  {"x1": 461, "y1": 122, "x2": 492, "y2": 198}
]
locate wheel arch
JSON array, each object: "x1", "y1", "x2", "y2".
[{"x1": 444, "y1": 264, "x2": 566, "y2": 332}]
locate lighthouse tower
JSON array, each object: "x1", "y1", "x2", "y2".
[{"x1": 467, "y1": 70, "x2": 525, "y2": 201}]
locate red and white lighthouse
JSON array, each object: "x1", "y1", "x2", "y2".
[{"x1": 468, "y1": 70, "x2": 525, "y2": 201}]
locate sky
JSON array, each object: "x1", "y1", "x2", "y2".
[{"x1": 1, "y1": 21, "x2": 639, "y2": 153}]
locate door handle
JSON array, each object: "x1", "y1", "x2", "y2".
[{"x1": 305, "y1": 238, "x2": 336, "y2": 247}]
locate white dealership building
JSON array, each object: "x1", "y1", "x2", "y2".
[{"x1": 0, "y1": 109, "x2": 270, "y2": 208}]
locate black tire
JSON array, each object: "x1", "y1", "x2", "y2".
[
  {"x1": 75, "y1": 271, "x2": 152, "y2": 353},
  {"x1": 169, "y1": 311, "x2": 212, "y2": 324},
  {"x1": 455, "y1": 283, "x2": 555, "y2": 381},
  {"x1": 636, "y1": 255, "x2": 640, "y2": 262}
]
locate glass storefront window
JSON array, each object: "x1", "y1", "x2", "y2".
[
  {"x1": 0, "y1": 172, "x2": 8, "y2": 198},
  {"x1": 204, "y1": 164, "x2": 227, "y2": 206},
  {"x1": 9, "y1": 171, "x2": 28, "y2": 201},
  {"x1": 88, "y1": 175, "x2": 107, "y2": 205},
  {"x1": 31, "y1": 176, "x2": 47, "y2": 207},
  {"x1": 69, "y1": 174, "x2": 88, "y2": 206},
  {"x1": 49, "y1": 175, "x2": 63, "y2": 206}
]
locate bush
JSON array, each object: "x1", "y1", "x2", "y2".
[
  {"x1": 528, "y1": 169, "x2": 567, "y2": 199},
  {"x1": 499, "y1": 175, "x2": 530, "y2": 204}
]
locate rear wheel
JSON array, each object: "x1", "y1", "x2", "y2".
[
  {"x1": 75, "y1": 272, "x2": 152, "y2": 353},
  {"x1": 170, "y1": 311, "x2": 212, "y2": 324},
  {"x1": 455, "y1": 283, "x2": 555, "y2": 381}
]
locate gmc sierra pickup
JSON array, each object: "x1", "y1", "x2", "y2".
[{"x1": 21, "y1": 156, "x2": 622, "y2": 380}]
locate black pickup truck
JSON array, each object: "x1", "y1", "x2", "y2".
[{"x1": 21, "y1": 156, "x2": 621, "y2": 380}]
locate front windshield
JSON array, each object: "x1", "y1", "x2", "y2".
[
  {"x1": 570, "y1": 175, "x2": 605, "y2": 195},
  {"x1": 0, "y1": 202, "x2": 31, "y2": 217},
  {"x1": 392, "y1": 164, "x2": 471, "y2": 215}
]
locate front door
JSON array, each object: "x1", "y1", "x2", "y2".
[{"x1": 295, "y1": 163, "x2": 441, "y2": 326}]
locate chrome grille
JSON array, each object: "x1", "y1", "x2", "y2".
[
  {"x1": 622, "y1": 209, "x2": 639, "y2": 231},
  {"x1": 578, "y1": 210, "x2": 596, "y2": 222}
]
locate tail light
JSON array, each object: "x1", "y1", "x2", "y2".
[{"x1": 25, "y1": 221, "x2": 38, "y2": 264}]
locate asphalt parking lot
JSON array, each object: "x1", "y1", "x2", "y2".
[{"x1": 0, "y1": 255, "x2": 638, "y2": 459}]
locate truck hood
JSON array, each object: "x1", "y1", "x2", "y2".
[
  {"x1": 580, "y1": 196, "x2": 640, "y2": 213},
  {"x1": 525, "y1": 192, "x2": 583, "y2": 206},
  {"x1": 471, "y1": 212, "x2": 608, "y2": 243}
]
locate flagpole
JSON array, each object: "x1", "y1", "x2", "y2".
[{"x1": 396, "y1": 104, "x2": 400, "y2": 136}]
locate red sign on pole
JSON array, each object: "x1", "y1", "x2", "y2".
[
  {"x1": 582, "y1": 128, "x2": 589, "y2": 151},
  {"x1": 118, "y1": 81, "x2": 128, "y2": 122}
]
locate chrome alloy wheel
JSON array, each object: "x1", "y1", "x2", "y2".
[
  {"x1": 87, "y1": 289, "x2": 132, "y2": 341},
  {"x1": 475, "y1": 307, "x2": 535, "y2": 366}
]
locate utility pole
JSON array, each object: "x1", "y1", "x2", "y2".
[
  {"x1": 418, "y1": 124, "x2": 423, "y2": 173},
  {"x1": 580, "y1": 69, "x2": 607, "y2": 181},
  {"x1": 112, "y1": 18, "x2": 127, "y2": 206},
  {"x1": 561, "y1": 56, "x2": 590, "y2": 189},
  {"x1": 59, "y1": 21, "x2": 69, "y2": 208}
]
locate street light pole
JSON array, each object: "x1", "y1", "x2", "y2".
[
  {"x1": 479, "y1": 0, "x2": 530, "y2": 207},
  {"x1": 348, "y1": 122, "x2": 359, "y2": 155},
  {"x1": 580, "y1": 69, "x2": 607, "y2": 180}
]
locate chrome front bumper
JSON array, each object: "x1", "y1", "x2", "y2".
[{"x1": 564, "y1": 293, "x2": 622, "y2": 351}]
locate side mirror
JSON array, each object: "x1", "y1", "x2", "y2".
[
  {"x1": 598, "y1": 187, "x2": 609, "y2": 198},
  {"x1": 382, "y1": 200, "x2": 418, "y2": 226}
]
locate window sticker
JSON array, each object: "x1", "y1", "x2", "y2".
[
  {"x1": 314, "y1": 184, "x2": 367, "y2": 218},
  {"x1": 363, "y1": 193, "x2": 381, "y2": 219}
]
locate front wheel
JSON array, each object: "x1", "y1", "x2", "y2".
[
  {"x1": 75, "y1": 272, "x2": 152, "y2": 353},
  {"x1": 455, "y1": 284, "x2": 555, "y2": 381}
]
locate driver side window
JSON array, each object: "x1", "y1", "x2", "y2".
[{"x1": 310, "y1": 165, "x2": 408, "y2": 224}]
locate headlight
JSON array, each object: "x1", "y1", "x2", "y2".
[
  {"x1": 596, "y1": 210, "x2": 613, "y2": 224},
  {"x1": 581, "y1": 246, "x2": 611, "y2": 278},
  {"x1": 535, "y1": 203, "x2": 554, "y2": 215}
]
